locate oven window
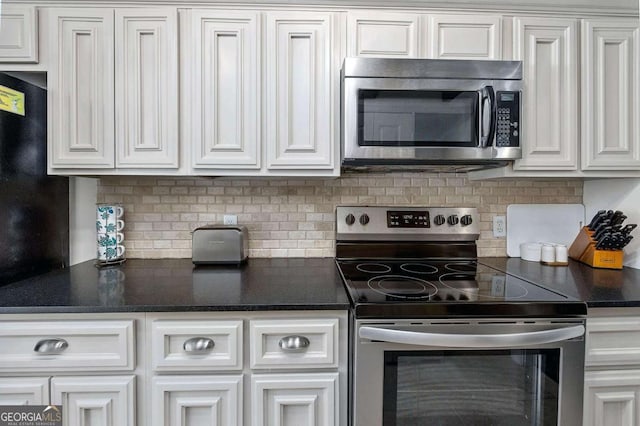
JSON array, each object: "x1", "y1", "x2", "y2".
[
  {"x1": 383, "y1": 349, "x2": 560, "y2": 426},
  {"x1": 358, "y1": 90, "x2": 478, "y2": 147}
]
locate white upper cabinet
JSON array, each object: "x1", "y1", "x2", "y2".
[
  {"x1": 581, "y1": 18, "x2": 640, "y2": 171},
  {"x1": 48, "y1": 9, "x2": 115, "y2": 169},
  {"x1": 48, "y1": 7, "x2": 179, "y2": 172},
  {"x1": 346, "y1": 12, "x2": 502, "y2": 59},
  {"x1": 187, "y1": 10, "x2": 260, "y2": 170},
  {"x1": 347, "y1": 12, "x2": 420, "y2": 57},
  {"x1": 427, "y1": 14, "x2": 502, "y2": 59},
  {"x1": 115, "y1": 8, "x2": 179, "y2": 168},
  {"x1": 265, "y1": 11, "x2": 336, "y2": 170},
  {"x1": 512, "y1": 17, "x2": 579, "y2": 171},
  {"x1": 0, "y1": 4, "x2": 38, "y2": 63}
]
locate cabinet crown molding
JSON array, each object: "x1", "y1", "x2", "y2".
[{"x1": 3, "y1": 0, "x2": 638, "y2": 17}]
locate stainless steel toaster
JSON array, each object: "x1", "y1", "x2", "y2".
[{"x1": 192, "y1": 225, "x2": 248, "y2": 265}]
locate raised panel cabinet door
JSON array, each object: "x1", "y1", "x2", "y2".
[
  {"x1": 581, "y1": 19, "x2": 640, "y2": 170},
  {"x1": 0, "y1": 377, "x2": 49, "y2": 405},
  {"x1": 51, "y1": 375, "x2": 135, "y2": 426},
  {"x1": 427, "y1": 14, "x2": 502, "y2": 59},
  {"x1": 583, "y1": 370, "x2": 640, "y2": 426},
  {"x1": 265, "y1": 12, "x2": 336, "y2": 170},
  {"x1": 151, "y1": 375, "x2": 243, "y2": 426},
  {"x1": 512, "y1": 17, "x2": 579, "y2": 171},
  {"x1": 48, "y1": 8, "x2": 115, "y2": 169},
  {"x1": 0, "y1": 4, "x2": 38, "y2": 62},
  {"x1": 188, "y1": 10, "x2": 260, "y2": 169},
  {"x1": 346, "y1": 12, "x2": 420, "y2": 57},
  {"x1": 251, "y1": 373, "x2": 338, "y2": 426},
  {"x1": 115, "y1": 8, "x2": 179, "y2": 168}
]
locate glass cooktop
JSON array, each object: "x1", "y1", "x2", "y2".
[{"x1": 336, "y1": 260, "x2": 586, "y2": 318}]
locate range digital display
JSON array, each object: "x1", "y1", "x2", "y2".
[{"x1": 387, "y1": 211, "x2": 430, "y2": 228}]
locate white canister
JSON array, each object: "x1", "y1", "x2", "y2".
[
  {"x1": 541, "y1": 244, "x2": 556, "y2": 263},
  {"x1": 520, "y1": 242, "x2": 542, "y2": 262}
]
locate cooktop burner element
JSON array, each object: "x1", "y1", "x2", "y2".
[
  {"x1": 368, "y1": 275, "x2": 438, "y2": 299},
  {"x1": 335, "y1": 206, "x2": 587, "y2": 318}
]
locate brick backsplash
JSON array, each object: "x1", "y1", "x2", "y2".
[{"x1": 97, "y1": 174, "x2": 583, "y2": 259}]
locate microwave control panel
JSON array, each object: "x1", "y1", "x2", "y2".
[{"x1": 496, "y1": 91, "x2": 520, "y2": 148}]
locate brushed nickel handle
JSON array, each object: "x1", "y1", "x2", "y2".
[
  {"x1": 34, "y1": 338, "x2": 68, "y2": 354},
  {"x1": 183, "y1": 337, "x2": 215, "y2": 353},
  {"x1": 278, "y1": 335, "x2": 310, "y2": 352}
]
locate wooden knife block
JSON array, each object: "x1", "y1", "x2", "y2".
[{"x1": 568, "y1": 227, "x2": 624, "y2": 270}]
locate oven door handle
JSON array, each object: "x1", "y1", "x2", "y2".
[{"x1": 359, "y1": 325, "x2": 585, "y2": 348}]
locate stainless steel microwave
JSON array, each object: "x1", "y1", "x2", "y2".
[{"x1": 341, "y1": 58, "x2": 523, "y2": 172}]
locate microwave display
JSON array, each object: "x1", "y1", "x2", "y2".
[{"x1": 358, "y1": 90, "x2": 478, "y2": 147}]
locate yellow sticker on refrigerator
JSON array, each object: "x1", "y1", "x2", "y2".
[{"x1": 0, "y1": 85, "x2": 26, "y2": 116}]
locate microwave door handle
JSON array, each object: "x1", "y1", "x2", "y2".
[
  {"x1": 359, "y1": 325, "x2": 584, "y2": 348},
  {"x1": 479, "y1": 86, "x2": 496, "y2": 147}
]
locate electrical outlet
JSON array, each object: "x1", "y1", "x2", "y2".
[
  {"x1": 223, "y1": 215, "x2": 238, "y2": 225},
  {"x1": 493, "y1": 215, "x2": 506, "y2": 237}
]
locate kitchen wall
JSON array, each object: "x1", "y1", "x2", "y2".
[
  {"x1": 584, "y1": 178, "x2": 640, "y2": 269},
  {"x1": 95, "y1": 174, "x2": 583, "y2": 259}
]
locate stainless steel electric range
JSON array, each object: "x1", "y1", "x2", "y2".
[{"x1": 335, "y1": 206, "x2": 586, "y2": 426}]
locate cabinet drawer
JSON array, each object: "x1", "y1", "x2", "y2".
[
  {"x1": 250, "y1": 318, "x2": 339, "y2": 369},
  {"x1": 0, "y1": 320, "x2": 135, "y2": 372},
  {"x1": 150, "y1": 320, "x2": 243, "y2": 371},
  {"x1": 586, "y1": 316, "x2": 640, "y2": 368}
]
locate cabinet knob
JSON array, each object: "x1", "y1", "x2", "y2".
[
  {"x1": 34, "y1": 338, "x2": 68, "y2": 354},
  {"x1": 278, "y1": 335, "x2": 310, "y2": 352},
  {"x1": 183, "y1": 337, "x2": 215, "y2": 354}
]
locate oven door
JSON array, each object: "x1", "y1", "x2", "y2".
[{"x1": 352, "y1": 319, "x2": 585, "y2": 426}]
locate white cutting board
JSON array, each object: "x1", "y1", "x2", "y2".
[{"x1": 506, "y1": 204, "x2": 585, "y2": 257}]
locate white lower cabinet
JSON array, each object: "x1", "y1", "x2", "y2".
[
  {"x1": 51, "y1": 375, "x2": 136, "y2": 426},
  {"x1": 151, "y1": 375, "x2": 243, "y2": 426},
  {"x1": 0, "y1": 377, "x2": 49, "y2": 405},
  {"x1": 584, "y1": 370, "x2": 640, "y2": 426},
  {"x1": 584, "y1": 311, "x2": 640, "y2": 426},
  {"x1": 251, "y1": 373, "x2": 339, "y2": 426},
  {"x1": 0, "y1": 311, "x2": 346, "y2": 426}
]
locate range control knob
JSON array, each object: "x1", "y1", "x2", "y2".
[
  {"x1": 434, "y1": 215, "x2": 446, "y2": 226},
  {"x1": 447, "y1": 215, "x2": 459, "y2": 226},
  {"x1": 345, "y1": 214, "x2": 356, "y2": 226},
  {"x1": 359, "y1": 214, "x2": 370, "y2": 226},
  {"x1": 461, "y1": 215, "x2": 473, "y2": 226}
]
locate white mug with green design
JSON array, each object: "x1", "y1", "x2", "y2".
[{"x1": 96, "y1": 204, "x2": 125, "y2": 233}]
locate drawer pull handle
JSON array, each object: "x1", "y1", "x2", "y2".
[
  {"x1": 279, "y1": 335, "x2": 310, "y2": 352},
  {"x1": 183, "y1": 337, "x2": 215, "y2": 353},
  {"x1": 34, "y1": 338, "x2": 68, "y2": 354}
]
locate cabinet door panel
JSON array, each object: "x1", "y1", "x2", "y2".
[
  {"x1": 48, "y1": 9, "x2": 115, "y2": 168},
  {"x1": 0, "y1": 377, "x2": 49, "y2": 405},
  {"x1": 251, "y1": 373, "x2": 338, "y2": 426},
  {"x1": 189, "y1": 11, "x2": 260, "y2": 169},
  {"x1": 115, "y1": 8, "x2": 179, "y2": 168},
  {"x1": 581, "y1": 19, "x2": 640, "y2": 170},
  {"x1": 428, "y1": 14, "x2": 501, "y2": 59},
  {"x1": 151, "y1": 375, "x2": 243, "y2": 426},
  {"x1": 0, "y1": 4, "x2": 38, "y2": 62},
  {"x1": 512, "y1": 17, "x2": 578, "y2": 170},
  {"x1": 584, "y1": 370, "x2": 640, "y2": 426},
  {"x1": 51, "y1": 375, "x2": 135, "y2": 426},
  {"x1": 265, "y1": 12, "x2": 335, "y2": 170},
  {"x1": 347, "y1": 12, "x2": 419, "y2": 57}
]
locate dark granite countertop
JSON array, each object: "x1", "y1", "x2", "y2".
[
  {"x1": 0, "y1": 258, "x2": 350, "y2": 314},
  {"x1": 479, "y1": 258, "x2": 640, "y2": 308},
  {"x1": 1, "y1": 256, "x2": 638, "y2": 314}
]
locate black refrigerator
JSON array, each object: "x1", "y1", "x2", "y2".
[{"x1": 0, "y1": 72, "x2": 69, "y2": 286}]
